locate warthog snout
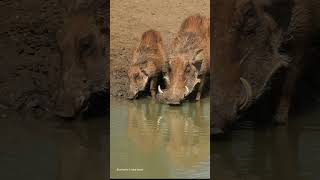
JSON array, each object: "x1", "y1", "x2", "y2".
[
  {"x1": 54, "y1": 89, "x2": 89, "y2": 118},
  {"x1": 157, "y1": 85, "x2": 191, "y2": 105}
]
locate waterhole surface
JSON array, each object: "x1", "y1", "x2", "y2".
[
  {"x1": 212, "y1": 106, "x2": 320, "y2": 180},
  {"x1": 110, "y1": 97, "x2": 210, "y2": 179},
  {"x1": 0, "y1": 110, "x2": 108, "y2": 180}
]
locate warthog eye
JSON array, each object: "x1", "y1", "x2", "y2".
[
  {"x1": 134, "y1": 73, "x2": 142, "y2": 80},
  {"x1": 185, "y1": 64, "x2": 191, "y2": 73},
  {"x1": 166, "y1": 65, "x2": 172, "y2": 74},
  {"x1": 193, "y1": 61, "x2": 202, "y2": 71},
  {"x1": 134, "y1": 73, "x2": 139, "y2": 79},
  {"x1": 79, "y1": 35, "x2": 96, "y2": 57}
]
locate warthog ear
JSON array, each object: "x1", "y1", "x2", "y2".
[{"x1": 258, "y1": 0, "x2": 294, "y2": 31}]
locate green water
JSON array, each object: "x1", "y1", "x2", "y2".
[
  {"x1": 212, "y1": 107, "x2": 320, "y2": 180},
  {"x1": 0, "y1": 110, "x2": 108, "y2": 180},
  {"x1": 110, "y1": 98, "x2": 210, "y2": 179}
]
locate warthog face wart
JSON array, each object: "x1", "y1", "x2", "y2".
[{"x1": 54, "y1": 14, "x2": 105, "y2": 118}]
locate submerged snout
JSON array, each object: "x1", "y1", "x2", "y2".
[
  {"x1": 211, "y1": 120, "x2": 227, "y2": 137},
  {"x1": 211, "y1": 107, "x2": 237, "y2": 137},
  {"x1": 127, "y1": 90, "x2": 138, "y2": 100},
  {"x1": 53, "y1": 91, "x2": 89, "y2": 118}
]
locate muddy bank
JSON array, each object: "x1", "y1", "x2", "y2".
[
  {"x1": 110, "y1": 0, "x2": 209, "y2": 98},
  {"x1": 0, "y1": 0, "x2": 66, "y2": 109},
  {"x1": 0, "y1": 0, "x2": 108, "y2": 112}
]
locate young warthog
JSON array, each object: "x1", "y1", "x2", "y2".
[
  {"x1": 53, "y1": 13, "x2": 106, "y2": 118},
  {"x1": 127, "y1": 29, "x2": 166, "y2": 99},
  {"x1": 158, "y1": 15, "x2": 210, "y2": 105}
]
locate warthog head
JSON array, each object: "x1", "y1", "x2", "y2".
[
  {"x1": 127, "y1": 30, "x2": 165, "y2": 99},
  {"x1": 212, "y1": 0, "x2": 291, "y2": 135},
  {"x1": 53, "y1": 14, "x2": 105, "y2": 118},
  {"x1": 127, "y1": 63, "x2": 154, "y2": 99},
  {"x1": 158, "y1": 15, "x2": 210, "y2": 105},
  {"x1": 158, "y1": 51, "x2": 205, "y2": 104}
]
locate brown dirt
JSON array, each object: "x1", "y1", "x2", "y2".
[
  {"x1": 110, "y1": 0, "x2": 209, "y2": 98},
  {"x1": 0, "y1": 0, "x2": 67, "y2": 109},
  {"x1": 0, "y1": 0, "x2": 107, "y2": 111}
]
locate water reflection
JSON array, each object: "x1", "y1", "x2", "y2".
[
  {"x1": 164, "y1": 104, "x2": 209, "y2": 169},
  {"x1": 111, "y1": 98, "x2": 210, "y2": 179},
  {"x1": 212, "y1": 109, "x2": 320, "y2": 180},
  {"x1": 127, "y1": 101, "x2": 162, "y2": 153},
  {"x1": 56, "y1": 120, "x2": 108, "y2": 180},
  {"x1": 0, "y1": 110, "x2": 108, "y2": 180}
]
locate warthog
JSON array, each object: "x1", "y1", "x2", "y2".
[
  {"x1": 211, "y1": 0, "x2": 320, "y2": 135},
  {"x1": 158, "y1": 15, "x2": 210, "y2": 105},
  {"x1": 53, "y1": 13, "x2": 106, "y2": 118},
  {"x1": 127, "y1": 29, "x2": 166, "y2": 99}
]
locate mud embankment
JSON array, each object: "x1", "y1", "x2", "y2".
[{"x1": 0, "y1": 0, "x2": 108, "y2": 112}]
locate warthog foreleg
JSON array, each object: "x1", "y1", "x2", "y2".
[
  {"x1": 196, "y1": 75, "x2": 206, "y2": 101},
  {"x1": 275, "y1": 48, "x2": 305, "y2": 124}
]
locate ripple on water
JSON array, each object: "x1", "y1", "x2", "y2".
[{"x1": 110, "y1": 97, "x2": 210, "y2": 179}]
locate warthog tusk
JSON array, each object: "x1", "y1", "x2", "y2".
[
  {"x1": 158, "y1": 85, "x2": 164, "y2": 94},
  {"x1": 239, "y1": 77, "x2": 252, "y2": 111},
  {"x1": 196, "y1": 78, "x2": 201, "y2": 84},
  {"x1": 185, "y1": 86, "x2": 190, "y2": 95},
  {"x1": 157, "y1": 116, "x2": 162, "y2": 126}
]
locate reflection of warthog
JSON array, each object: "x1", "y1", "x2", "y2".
[
  {"x1": 212, "y1": 126, "x2": 299, "y2": 180},
  {"x1": 53, "y1": 11, "x2": 106, "y2": 118},
  {"x1": 158, "y1": 15, "x2": 210, "y2": 105},
  {"x1": 127, "y1": 30, "x2": 166, "y2": 100},
  {"x1": 57, "y1": 120, "x2": 107, "y2": 180},
  {"x1": 127, "y1": 101, "x2": 162, "y2": 153},
  {"x1": 127, "y1": 101, "x2": 209, "y2": 168},
  {"x1": 165, "y1": 104, "x2": 209, "y2": 168},
  {"x1": 211, "y1": 0, "x2": 320, "y2": 135}
]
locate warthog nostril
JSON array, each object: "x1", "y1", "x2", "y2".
[{"x1": 83, "y1": 79, "x2": 87, "y2": 84}]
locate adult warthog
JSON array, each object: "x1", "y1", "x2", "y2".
[
  {"x1": 158, "y1": 15, "x2": 210, "y2": 105},
  {"x1": 211, "y1": 0, "x2": 320, "y2": 135}
]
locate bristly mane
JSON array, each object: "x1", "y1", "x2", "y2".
[
  {"x1": 172, "y1": 15, "x2": 209, "y2": 54},
  {"x1": 139, "y1": 29, "x2": 162, "y2": 50}
]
